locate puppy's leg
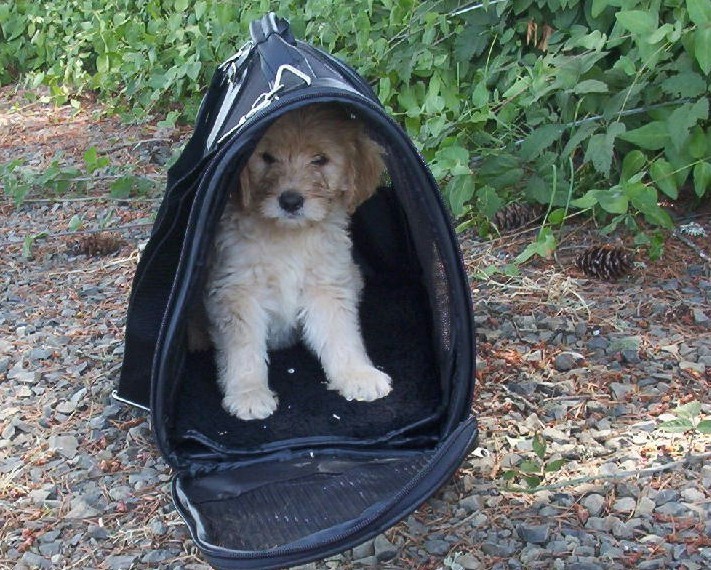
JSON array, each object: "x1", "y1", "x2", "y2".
[
  {"x1": 208, "y1": 294, "x2": 278, "y2": 420},
  {"x1": 301, "y1": 285, "x2": 392, "y2": 402}
]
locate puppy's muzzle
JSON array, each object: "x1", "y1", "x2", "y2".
[{"x1": 278, "y1": 190, "x2": 305, "y2": 214}]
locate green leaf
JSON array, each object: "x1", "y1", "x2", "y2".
[
  {"x1": 477, "y1": 185, "x2": 503, "y2": 220},
  {"x1": 687, "y1": 0, "x2": 711, "y2": 26},
  {"x1": 445, "y1": 174, "x2": 475, "y2": 218},
  {"x1": 532, "y1": 433, "x2": 546, "y2": 461},
  {"x1": 547, "y1": 208, "x2": 566, "y2": 225},
  {"x1": 693, "y1": 162, "x2": 711, "y2": 197},
  {"x1": 520, "y1": 124, "x2": 565, "y2": 161},
  {"x1": 626, "y1": 182, "x2": 658, "y2": 215},
  {"x1": 471, "y1": 82, "x2": 489, "y2": 109},
  {"x1": 502, "y1": 76, "x2": 531, "y2": 100},
  {"x1": 110, "y1": 176, "x2": 134, "y2": 199},
  {"x1": 519, "y1": 459, "x2": 542, "y2": 474},
  {"x1": 515, "y1": 227, "x2": 556, "y2": 263},
  {"x1": 23, "y1": 234, "x2": 35, "y2": 260},
  {"x1": 96, "y1": 54, "x2": 110, "y2": 74},
  {"x1": 661, "y1": 72, "x2": 707, "y2": 98},
  {"x1": 454, "y1": 22, "x2": 489, "y2": 61},
  {"x1": 544, "y1": 459, "x2": 568, "y2": 473},
  {"x1": 570, "y1": 189, "x2": 600, "y2": 210},
  {"x1": 195, "y1": 0, "x2": 207, "y2": 20},
  {"x1": 477, "y1": 154, "x2": 524, "y2": 190},
  {"x1": 688, "y1": 127, "x2": 708, "y2": 159},
  {"x1": 68, "y1": 214, "x2": 83, "y2": 231},
  {"x1": 696, "y1": 420, "x2": 711, "y2": 434},
  {"x1": 596, "y1": 187, "x2": 629, "y2": 214},
  {"x1": 673, "y1": 401, "x2": 702, "y2": 420},
  {"x1": 694, "y1": 28, "x2": 711, "y2": 75},
  {"x1": 573, "y1": 79, "x2": 609, "y2": 94},
  {"x1": 22, "y1": 231, "x2": 47, "y2": 260},
  {"x1": 175, "y1": 0, "x2": 189, "y2": 11},
  {"x1": 650, "y1": 159, "x2": 678, "y2": 199},
  {"x1": 584, "y1": 122, "x2": 625, "y2": 175},
  {"x1": 621, "y1": 150, "x2": 646, "y2": 182},
  {"x1": 562, "y1": 123, "x2": 598, "y2": 158},
  {"x1": 615, "y1": 11, "x2": 658, "y2": 36},
  {"x1": 502, "y1": 469, "x2": 518, "y2": 481},
  {"x1": 667, "y1": 99, "x2": 709, "y2": 152},
  {"x1": 619, "y1": 121, "x2": 668, "y2": 150},
  {"x1": 657, "y1": 418, "x2": 694, "y2": 433},
  {"x1": 524, "y1": 475, "x2": 542, "y2": 488},
  {"x1": 590, "y1": 0, "x2": 611, "y2": 18},
  {"x1": 83, "y1": 147, "x2": 110, "y2": 174}
]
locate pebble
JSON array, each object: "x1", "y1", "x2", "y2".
[
  {"x1": 609, "y1": 382, "x2": 634, "y2": 401},
  {"x1": 105, "y1": 555, "x2": 138, "y2": 570},
  {"x1": 47, "y1": 435, "x2": 79, "y2": 459},
  {"x1": 424, "y1": 539, "x2": 451, "y2": 556},
  {"x1": 582, "y1": 494, "x2": 606, "y2": 517},
  {"x1": 554, "y1": 351, "x2": 585, "y2": 371},
  {"x1": 653, "y1": 489, "x2": 680, "y2": 506},
  {"x1": 693, "y1": 308, "x2": 709, "y2": 326},
  {"x1": 516, "y1": 524, "x2": 550, "y2": 544},
  {"x1": 352, "y1": 540, "x2": 374, "y2": 560},
  {"x1": 612, "y1": 497, "x2": 636, "y2": 514},
  {"x1": 3, "y1": 189, "x2": 711, "y2": 570},
  {"x1": 635, "y1": 496, "x2": 655, "y2": 516},
  {"x1": 654, "y1": 502, "x2": 689, "y2": 517},
  {"x1": 459, "y1": 495, "x2": 484, "y2": 513},
  {"x1": 480, "y1": 540, "x2": 516, "y2": 557},
  {"x1": 21, "y1": 552, "x2": 51, "y2": 569},
  {"x1": 454, "y1": 554, "x2": 483, "y2": 569},
  {"x1": 373, "y1": 535, "x2": 398, "y2": 562},
  {"x1": 681, "y1": 488, "x2": 705, "y2": 503}
]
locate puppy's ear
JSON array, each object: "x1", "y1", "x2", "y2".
[
  {"x1": 347, "y1": 131, "x2": 386, "y2": 213},
  {"x1": 237, "y1": 163, "x2": 252, "y2": 211}
]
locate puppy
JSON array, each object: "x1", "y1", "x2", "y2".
[{"x1": 193, "y1": 104, "x2": 392, "y2": 420}]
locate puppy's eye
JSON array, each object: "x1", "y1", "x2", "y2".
[
  {"x1": 311, "y1": 154, "x2": 329, "y2": 166},
  {"x1": 261, "y1": 152, "x2": 276, "y2": 164}
]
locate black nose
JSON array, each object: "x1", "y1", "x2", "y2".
[{"x1": 278, "y1": 190, "x2": 304, "y2": 213}]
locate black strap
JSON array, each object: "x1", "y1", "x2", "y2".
[{"x1": 249, "y1": 13, "x2": 312, "y2": 90}]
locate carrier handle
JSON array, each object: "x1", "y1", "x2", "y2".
[{"x1": 249, "y1": 13, "x2": 314, "y2": 91}]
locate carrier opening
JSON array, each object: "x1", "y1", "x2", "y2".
[{"x1": 162, "y1": 111, "x2": 459, "y2": 457}]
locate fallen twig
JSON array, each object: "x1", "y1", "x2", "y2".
[
  {"x1": 0, "y1": 221, "x2": 153, "y2": 248},
  {"x1": 509, "y1": 451, "x2": 711, "y2": 493}
]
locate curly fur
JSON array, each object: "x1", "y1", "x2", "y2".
[{"x1": 191, "y1": 104, "x2": 392, "y2": 420}]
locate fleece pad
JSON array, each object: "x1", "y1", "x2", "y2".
[{"x1": 174, "y1": 281, "x2": 441, "y2": 451}]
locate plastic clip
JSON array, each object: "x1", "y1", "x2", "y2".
[{"x1": 234, "y1": 64, "x2": 312, "y2": 129}]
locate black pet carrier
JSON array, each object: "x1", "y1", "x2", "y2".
[{"x1": 117, "y1": 13, "x2": 477, "y2": 569}]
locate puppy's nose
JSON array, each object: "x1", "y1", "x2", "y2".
[{"x1": 278, "y1": 190, "x2": 304, "y2": 213}]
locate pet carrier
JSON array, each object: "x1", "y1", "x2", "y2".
[{"x1": 117, "y1": 13, "x2": 477, "y2": 569}]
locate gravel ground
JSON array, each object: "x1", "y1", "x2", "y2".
[{"x1": 1, "y1": 89, "x2": 710, "y2": 570}]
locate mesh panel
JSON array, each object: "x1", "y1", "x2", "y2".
[
  {"x1": 185, "y1": 455, "x2": 431, "y2": 550},
  {"x1": 431, "y1": 243, "x2": 452, "y2": 353},
  {"x1": 384, "y1": 155, "x2": 455, "y2": 367}
]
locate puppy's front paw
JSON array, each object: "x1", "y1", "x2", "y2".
[
  {"x1": 222, "y1": 387, "x2": 278, "y2": 420},
  {"x1": 333, "y1": 367, "x2": 392, "y2": 402}
]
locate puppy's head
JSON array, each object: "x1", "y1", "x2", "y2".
[{"x1": 237, "y1": 104, "x2": 385, "y2": 225}]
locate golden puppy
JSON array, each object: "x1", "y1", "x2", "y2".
[{"x1": 195, "y1": 104, "x2": 392, "y2": 420}]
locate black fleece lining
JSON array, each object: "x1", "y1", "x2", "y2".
[{"x1": 173, "y1": 280, "x2": 441, "y2": 451}]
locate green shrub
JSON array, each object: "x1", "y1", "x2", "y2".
[{"x1": 2, "y1": 0, "x2": 709, "y2": 233}]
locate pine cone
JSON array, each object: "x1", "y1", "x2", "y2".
[
  {"x1": 575, "y1": 245, "x2": 633, "y2": 280},
  {"x1": 68, "y1": 233, "x2": 123, "y2": 257},
  {"x1": 491, "y1": 203, "x2": 543, "y2": 233}
]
